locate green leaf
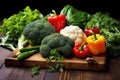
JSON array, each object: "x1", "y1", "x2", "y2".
[{"x1": 31, "y1": 65, "x2": 40, "y2": 77}]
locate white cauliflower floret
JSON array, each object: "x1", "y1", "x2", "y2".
[{"x1": 60, "y1": 25, "x2": 87, "y2": 43}]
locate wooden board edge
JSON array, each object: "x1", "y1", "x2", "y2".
[{"x1": 5, "y1": 53, "x2": 107, "y2": 71}]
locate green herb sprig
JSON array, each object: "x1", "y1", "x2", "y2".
[
  {"x1": 46, "y1": 49, "x2": 64, "y2": 72},
  {"x1": 31, "y1": 65, "x2": 40, "y2": 77}
]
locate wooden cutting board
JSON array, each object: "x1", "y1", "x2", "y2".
[{"x1": 5, "y1": 51, "x2": 107, "y2": 71}]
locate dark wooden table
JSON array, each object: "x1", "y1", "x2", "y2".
[{"x1": 0, "y1": 34, "x2": 120, "y2": 80}]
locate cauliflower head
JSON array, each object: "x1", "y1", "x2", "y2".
[{"x1": 60, "y1": 25, "x2": 87, "y2": 43}]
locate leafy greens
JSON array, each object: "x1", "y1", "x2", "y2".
[
  {"x1": 60, "y1": 5, "x2": 92, "y2": 29},
  {"x1": 85, "y1": 12, "x2": 120, "y2": 57},
  {"x1": 0, "y1": 6, "x2": 43, "y2": 50}
]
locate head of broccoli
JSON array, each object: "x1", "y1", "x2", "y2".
[
  {"x1": 39, "y1": 33, "x2": 75, "y2": 58},
  {"x1": 23, "y1": 18, "x2": 55, "y2": 45}
]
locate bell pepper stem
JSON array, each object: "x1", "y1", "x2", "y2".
[
  {"x1": 93, "y1": 33, "x2": 97, "y2": 40},
  {"x1": 52, "y1": 10, "x2": 57, "y2": 16},
  {"x1": 90, "y1": 30, "x2": 97, "y2": 40},
  {"x1": 79, "y1": 42, "x2": 87, "y2": 50}
]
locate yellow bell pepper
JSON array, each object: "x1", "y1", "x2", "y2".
[{"x1": 86, "y1": 34, "x2": 106, "y2": 55}]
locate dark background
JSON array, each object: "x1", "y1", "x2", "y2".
[{"x1": 0, "y1": 0, "x2": 119, "y2": 21}]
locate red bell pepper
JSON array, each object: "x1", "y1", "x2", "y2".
[
  {"x1": 48, "y1": 10, "x2": 66, "y2": 33},
  {"x1": 84, "y1": 27, "x2": 100, "y2": 37},
  {"x1": 73, "y1": 42, "x2": 90, "y2": 58}
]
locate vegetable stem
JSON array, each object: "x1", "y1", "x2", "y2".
[
  {"x1": 79, "y1": 42, "x2": 87, "y2": 50},
  {"x1": 52, "y1": 10, "x2": 57, "y2": 16}
]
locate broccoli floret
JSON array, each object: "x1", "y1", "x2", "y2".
[
  {"x1": 39, "y1": 33, "x2": 75, "y2": 58},
  {"x1": 41, "y1": 33, "x2": 61, "y2": 45},
  {"x1": 39, "y1": 45, "x2": 51, "y2": 58},
  {"x1": 23, "y1": 18, "x2": 55, "y2": 45},
  {"x1": 47, "y1": 38, "x2": 60, "y2": 48},
  {"x1": 60, "y1": 43, "x2": 73, "y2": 58}
]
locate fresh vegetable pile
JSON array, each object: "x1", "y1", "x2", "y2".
[{"x1": 0, "y1": 4, "x2": 120, "y2": 73}]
